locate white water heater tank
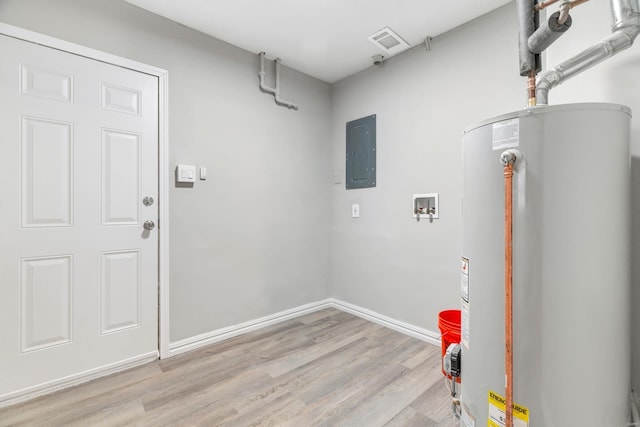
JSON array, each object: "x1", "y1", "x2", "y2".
[{"x1": 460, "y1": 103, "x2": 631, "y2": 427}]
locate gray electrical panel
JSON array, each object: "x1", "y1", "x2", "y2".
[{"x1": 346, "y1": 114, "x2": 376, "y2": 189}]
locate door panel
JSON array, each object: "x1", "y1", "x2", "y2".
[
  {"x1": 20, "y1": 64, "x2": 74, "y2": 103},
  {"x1": 101, "y1": 129, "x2": 140, "y2": 225},
  {"x1": 0, "y1": 34, "x2": 159, "y2": 400},
  {"x1": 21, "y1": 255, "x2": 73, "y2": 352},
  {"x1": 101, "y1": 250, "x2": 141, "y2": 334},
  {"x1": 21, "y1": 117, "x2": 74, "y2": 227}
]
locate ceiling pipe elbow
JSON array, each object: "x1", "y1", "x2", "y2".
[
  {"x1": 258, "y1": 52, "x2": 298, "y2": 110},
  {"x1": 274, "y1": 93, "x2": 299, "y2": 110},
  {"x1": 274, "y1": 58, "x2": 299, "y2": 110},
  {"x1": 536, "y1": 0, "x2": 640, "y2": 105},
  {"x1": 258, "y1": 52, "x2": 276, "y2": 95}
]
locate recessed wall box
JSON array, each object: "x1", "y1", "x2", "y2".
[{"x1": 413, "y1": 193, "x2": 439, "y2": 219}]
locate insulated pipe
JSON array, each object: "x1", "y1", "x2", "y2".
[
  {"x1": 258, "y1": 52, "x2": 299, "y2": 110},
  {"x1": 536, "y1": 0, "x2": 640, "y2": 104},
  {"x1": 528, "y1": 11, "x2": 573, "y2": 54},
  {"x1": 517, "y1": 0, "x2": 541, "y2": 76}
]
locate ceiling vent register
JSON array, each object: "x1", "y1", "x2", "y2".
[{"x1": 368, "y1": 27, "x2": 411, "y2": 56}]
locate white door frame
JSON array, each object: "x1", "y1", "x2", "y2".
[{"x1": 0, "y1": 22, "x2": 172, "y2": 360}]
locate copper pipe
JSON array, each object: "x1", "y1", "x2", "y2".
[
  {"x1": 536, "y1": 0, "x2": 562, "y2": 11},
  {"x1": 527, "y1": 70, "x2": 537, "y2": 106},
  {"x1": 558, "y1": 3, "x2": 571, "y2": 24},
  {"x1": 569, "y1": 0, "x2": 590, "y2": 8},
  {"x1": 504, "y1": 163, "x2": 514, "y2": 427},
  {"x1": 537, "y1": 0, "x2": 590, "y2": 11}
]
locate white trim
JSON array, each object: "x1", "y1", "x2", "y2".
[
  {"x1": 157, "y1": 55, "x2": 171, "y2": 360},
  {"x1": 0, "y1": 22, "x2": 172, "y2": 360},
  {"x1": 168, "y1": 299, "x2": 333, "y2": 357},
  {"x1": 0, "y1": 351, "x2": 158, "y2": 409},
  {"x1": 328, "y1": 298, "x2": 441, "y2": 346},
  {"x1": 168, "y1": 298, "x2": 441, "y2": 357},
  {"x1": 0, "y1": 22, "x2": 167, "y2": 77}
]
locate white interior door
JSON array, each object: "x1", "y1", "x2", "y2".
[{"x1": 0, "y1": 34, "x2": 159, "y2": 400}]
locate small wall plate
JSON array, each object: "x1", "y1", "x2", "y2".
[{"x1": 176, "y1": 164, "x2": 196, "y2": 183}]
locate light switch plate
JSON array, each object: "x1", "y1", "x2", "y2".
[
  {"x1": 176, "y1": 164, "x2": 196, "y2": 183},
  {"x1": 352, "y1": 203, "x2": 360, "y2": 218}
]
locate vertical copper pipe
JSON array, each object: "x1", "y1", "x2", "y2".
[
  {"x1": 528, "y1": 70, "x2": 537, "y2": 107},
  {"x1": 504, "y1": 163, "x2": 514, "y2": 427}
]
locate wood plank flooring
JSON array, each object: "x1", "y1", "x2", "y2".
[{"x1": 0, "y1": 308, "x2": 454, "y2": 426}]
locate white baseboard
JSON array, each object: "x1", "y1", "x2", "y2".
[
  {"x1": 0, "y1": 351, "x2": 158, "y2": 409},
  {"x1": 327, "y1": 298, "x2": 441, "y2": 347},
  {"x1": 168, "y1": 298, "x2": 441, "y2": 358},
  {"x1": 168, "y1": 299, "x2": 334, "y2": 357}
]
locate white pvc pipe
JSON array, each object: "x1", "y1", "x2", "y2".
[
  {"x1": 258, "y1": 52, "x2": 298, "y2": 110},
  {"x1": 258, "y1": 52, "x2": 276, "y2": 95},
  {"x1": 273, "y1": 59, "x2": 299, "y2": 110}
]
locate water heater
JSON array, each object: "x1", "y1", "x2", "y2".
[{"x1": 460, "y1": 103, "x2": 631, "y2": 426}]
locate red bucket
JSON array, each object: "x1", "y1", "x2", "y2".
[{"x1": 438, "y1": 309, "x2": 461, "y2": 382}]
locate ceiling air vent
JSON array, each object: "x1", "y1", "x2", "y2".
[{"x1": 368, "y1": 27, "x2": 411, "y2": 56}]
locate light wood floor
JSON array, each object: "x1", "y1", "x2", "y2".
[{"x1": 0, "y1": 308, "x2": 454, "y2": 426}]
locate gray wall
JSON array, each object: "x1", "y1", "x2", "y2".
[
  {"x1": 541, "y1": 0, "x2": 640, "y2": 390},
  {"x1": 329, "y1": 5, "x2": 523, "y2": 331},
  {"x1": 2, "y1": 0, "x2": 638, "y2": 389},
  {"x1": 329, "y1": 1, "x2": 640, "y2": 389},
  {"x1": 0, "y1": 0, "x2": 332, "y2": 342}
]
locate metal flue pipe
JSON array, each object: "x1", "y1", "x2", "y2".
[{"x1": 536, "y1": 0, "x2": 640, "y2": 105}]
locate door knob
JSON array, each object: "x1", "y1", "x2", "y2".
[{"x1": 143, "y1": 220, "x2": 155, "y2": 230}]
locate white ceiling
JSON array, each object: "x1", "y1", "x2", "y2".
[{"x1": 124, "y1": 0, "x2": 511, "y2": 83}]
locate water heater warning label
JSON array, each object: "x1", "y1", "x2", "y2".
[
  {"x1": 492, "y1": 118, "x2": 519, "y2": 150},
  {"x1": 488, "y1": 390, "x2": 529, "y2": 427}
]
